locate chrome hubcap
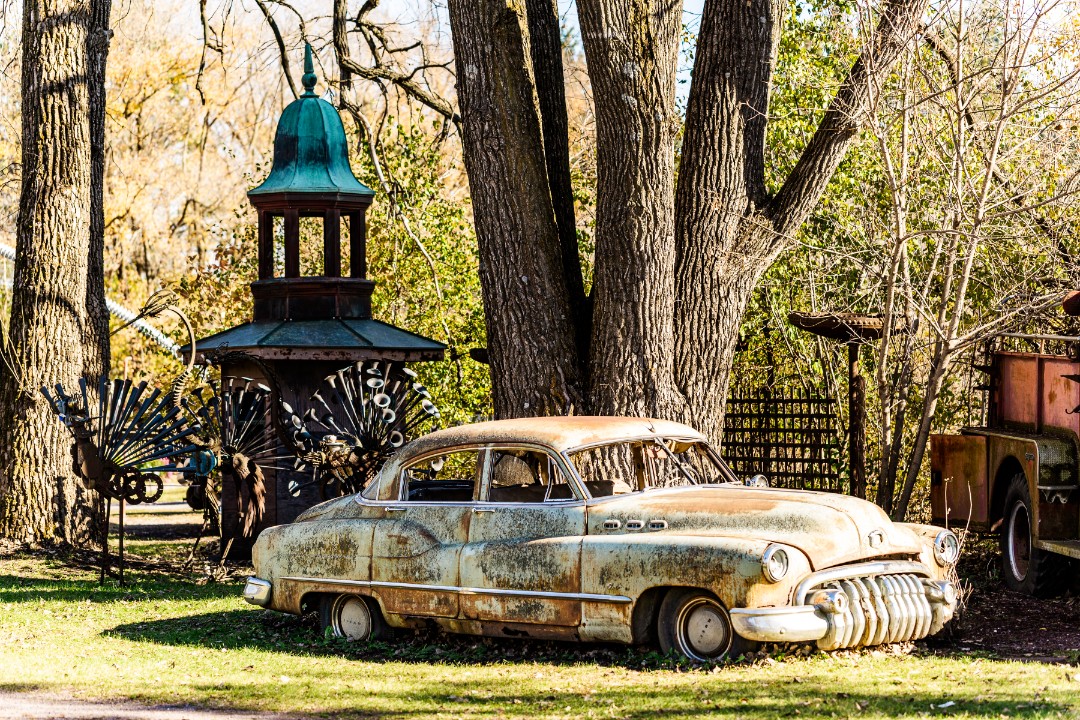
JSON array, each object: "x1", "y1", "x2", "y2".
[
  {"x1": 332, "y1": 595, "x2": 372, "y2": 641},
  {"x1": 676, "y1": 597, "x2": 731, "y2": 660},
  {"x1": 1007, "y1": 501, "x2": 1031, "y2": 582}
]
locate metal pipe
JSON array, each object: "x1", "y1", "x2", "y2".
[
  {"x1": 0, "y1": 242, "x2": 179, "y2": 355},
  {"x1": 999, "y1": 332, "x2": 1080, "y2": 342}
]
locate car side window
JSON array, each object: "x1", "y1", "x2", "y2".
[
  {"x1": 484, "y1": 448, "x2": 576, "y2": 503},
  {"x1": 401, "y1": 450, "x2": 482, "y2": 503}
]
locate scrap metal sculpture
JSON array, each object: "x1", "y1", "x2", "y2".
[
  {"x1": 42, "y1": 378, "x2": 201, "y2": 581},
  {"x1": 43, "y1": 289, "x2": 443, "y2": 578},
  {"x1": 184, "y1": 374, "x2": 293, "y2": 544},
  {"x1": 282, "y1": 360, "x2": 441, "y2": 499},
  {"x1": 42, "y1": 289, "x2": 203, "y2": 582}
]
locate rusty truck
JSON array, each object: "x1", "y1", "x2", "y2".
[{"x1": 931, "y1": 327, "x2": 1080, "y2": 596}]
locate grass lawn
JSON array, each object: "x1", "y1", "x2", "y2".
[{"x1": 2, "y1": 542, "x2": 1080, "y2": 720}]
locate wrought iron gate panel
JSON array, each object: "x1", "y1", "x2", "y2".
[{"x1": 722, "y1": 387, "x2": 842, "y2": 492}]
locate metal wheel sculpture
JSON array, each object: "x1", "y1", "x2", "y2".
[
  {"x1": 282, "y1": 360, "x2": 441, "y2": 499},
  {"x1": 42, "y1": 377, "x2": 201, "y2": 581}
]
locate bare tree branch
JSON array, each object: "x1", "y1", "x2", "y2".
[
  {"x1": 769, "y1": 0, "x2": 930, "y2": 238},
  {"x1": 254, "y1": 0, "x2": 298, "y2": 99}
]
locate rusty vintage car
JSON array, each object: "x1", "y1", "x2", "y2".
[{"x1": 244, "y1": 417, "x2": 959, "y2": 662}]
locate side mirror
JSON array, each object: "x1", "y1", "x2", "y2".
[{"x1": 746, "y1": 474, "x2": 769, "y2": 488}]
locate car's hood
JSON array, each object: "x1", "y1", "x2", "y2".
[{"x1": 587, "y1": 485, "x2": 923, "y2": 569}]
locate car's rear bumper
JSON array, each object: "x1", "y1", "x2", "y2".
[
  {"x1": 243, "y1": 576, "x2": 272, "y2": 607},
  {"x1": 731, "y1": 578, "x2": 957, "y2": 650}
]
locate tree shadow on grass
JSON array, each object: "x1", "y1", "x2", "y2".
[
  {"x1": 102, "y1": 611, "x2": 1080, "y2": 719},
  {"x1": 111, "y1": 608, "x2": 673, "y2": 669},
  {"x1": 0, "y1": 573, "x2": 240, "y2": 605},
  {"x1": 0, "y1": 683, "x2": 46, "y2": 693}
]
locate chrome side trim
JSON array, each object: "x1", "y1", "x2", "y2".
[
  {"x1": 279, "y1": 576, "x2": 633, "y2": 604},
  {"x1": 794, "y1": 560, "x2": 930, "y2": 604}
]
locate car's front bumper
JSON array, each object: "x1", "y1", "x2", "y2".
[
  {"x1": 731, "y1": 575, "x2": 957, "y2": 650},
  {"x1": 243, "y1": 576, "x2": 272, "y2": 607}
]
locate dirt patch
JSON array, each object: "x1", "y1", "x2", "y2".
[
  {"x1": 941, "y1": 537, "x2": 1080, "y2": 662},
  {"x1": 0, "y1": 692, "x2": 297, "y2": 720}
]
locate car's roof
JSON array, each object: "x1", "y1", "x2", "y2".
[{"x1": 398, "y1": 416, "x2": 708, "y2": 458}]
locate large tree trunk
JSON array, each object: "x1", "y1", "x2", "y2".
[
  {"x1": 675, "y1": 0, "x2": 930, "y2": 443},
  {"x1": 0, "y1": 0, "x2": 112, "y2": 544},
  {"x1": 524, "y1": 0, "x2": 590, "y2": 367},
  {"x1": 673, "y1": 0, "x2": 782, "y2": 440},
  {"x1": 447, "y1": 0, "x2": 583, "y2": 417},
  {"x1": 87, "y1": 0, "x2": 113, "y2": 385},
  {"x1": 442, "y1": 0, "x2": 929, "y2": 435},
  {"x1": 578, "y1": 0, "x2": 685, "y2": 420}
]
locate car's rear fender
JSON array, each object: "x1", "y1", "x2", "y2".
[{"x1": 252, "y1": 519, "x2": 378, "y2": 613}]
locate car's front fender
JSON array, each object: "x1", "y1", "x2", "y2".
[{"x1": 577, "y1": 534, "x2": 811, "y2": 642}]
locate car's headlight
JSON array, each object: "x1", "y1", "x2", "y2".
[
  {"x1": 762, "y1": 545, "x2": 789, "y2": 582},
  {"x1": 933, "y1": 530, "x2": 960, "y2": 566}
]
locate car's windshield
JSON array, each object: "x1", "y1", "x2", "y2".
[{"x1": 566, "y1": 438, "x2": 733, "y2": 497}]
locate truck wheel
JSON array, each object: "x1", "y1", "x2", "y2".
[
  {"x1": 320, "y1": 594, "x2": 392, "y2": 642},
  {"x1": 1000, "y1": 473, "x2": 1071, "y2": 597},
  {"x1": 657, "y1": 589, "x2": 757, "y2": 663}
]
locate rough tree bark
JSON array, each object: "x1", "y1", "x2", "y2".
[
  {"x1": 578, "y1": 0, "x2": 686, "y2": 420},
  {"x1": 674, "y1": 0, "x2": 931, "y2": 441},
  {"x1": 0, "y1": 0, "x2": 113, "y2": 544},
  {"x1": 446, "y1": 0, "x2": 582, "y2": 417},
  {"x1": 439, "y1": 0, "x2": 929, "y2": 436},
  {"x1": 524, "y1": 0, "x2": 590, "y2": 367},
  {"x1": 673, "y1": 0, "x2": 783, "y2": 440}
]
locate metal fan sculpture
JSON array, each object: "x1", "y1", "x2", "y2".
[
  {"x1": 183, "y1": 376, "x2": 294, "y2": 546},
  {"x1": 41, "y1": 288, "x2": 203, "y2": 582},
  {"x1": 41, "y1": 378, "x2": 201, "y2": 581},
  {"x1": 282, "y1": 360, "x2": 441, "y2": 499}
]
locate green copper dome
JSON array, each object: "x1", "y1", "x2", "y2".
[{"x1": 249, "y1": 45, "x2": 374, "y2": 199}]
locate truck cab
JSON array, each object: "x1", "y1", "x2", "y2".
[{"x1": 931, "y1": 344, "x2": 1080, "y2": 596}]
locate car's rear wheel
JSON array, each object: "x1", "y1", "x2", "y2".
[
  {"x1": 657, "y1": 589, "x2": 756, "y2": 663},
  {"x1": 319, "y1": 594, "x2": 391, "y2": 642},
  {"x1": 1000, "y1": 473, "x2": 1072, "y2": 597}
]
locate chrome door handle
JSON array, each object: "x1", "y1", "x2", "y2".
[
  {"x1": 386, "y1": 506, "x2": 406, "y2": 512},
  {"x1": 472, "y1": 507, "x2": 495, "y2": 513}
]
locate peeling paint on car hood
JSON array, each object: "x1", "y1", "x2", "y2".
[{"x1": 588, "y1": 485, "x2": 923, "y2": 569}]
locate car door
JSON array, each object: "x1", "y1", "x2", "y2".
[
  {"x1": 369, "y1": 447, "x2": 483, "y2": 618},
  {"x1": 458, "y1": 446, "x2": 586, "y2": 627}
]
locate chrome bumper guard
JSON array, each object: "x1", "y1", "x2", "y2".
[
  {"x1": 731, "y1": 565, "x2": 957, "y2": 650},
  {"x1": 243, "y1": 576, "x2": 272, "y2": 607}
]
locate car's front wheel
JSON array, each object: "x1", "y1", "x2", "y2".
[
  {"x1": 657, "y1": 589, "x2": 757, "y2": 663},
  {"x1": 319, "y1": 594, "x2": 391, "y2": 642}
]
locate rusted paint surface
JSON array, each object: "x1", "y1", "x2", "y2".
[
  {"x1": 587, "y1": 486, "x2": 920, "y2": 570},
  {"x1": 370, "y1": 505, "x2": 470, "y2": 617},
  {"x1": 460, "y1": 507, "x2": 584, "y2": 624},
  {"x1": 929, "y1": 434, "x2": 988, "y2": 527},
  {"x1": 249, "y1": 418, "x2": 958, "y2": 652},
  {"x1": 384, "y1": 416, "x2": 707, "y2": 463}
]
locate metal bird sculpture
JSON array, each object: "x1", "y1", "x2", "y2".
[
  {"x1": 281, "y1": 360, "x2": 441, "y2": 499},
  {"x1": 41, "y1": 377, "x2": 202, "y2": 581},
  {"x1": 183, "y1": 376, "x2": 294, "y2": 541},
  {"x1": 41, "y1": 288, "x2": 203, "y2": 582}
]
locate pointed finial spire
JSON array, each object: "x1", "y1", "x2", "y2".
[{"x1": 301, "y1": 43, "x2": 317, "y2": 97}]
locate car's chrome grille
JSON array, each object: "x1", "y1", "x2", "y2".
[{"x1": 814, "y1": 572, "x2": 936, "y2": 650}]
